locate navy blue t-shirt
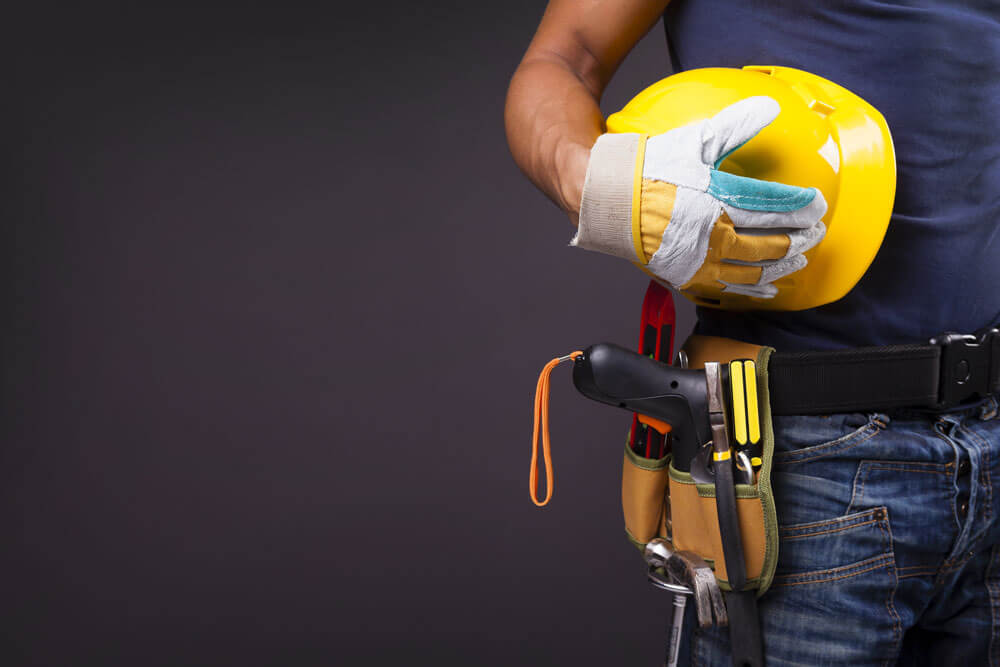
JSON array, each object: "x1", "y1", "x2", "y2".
[{"x1": 664, "y1": 0, "x2": 1000, "y2": 351}]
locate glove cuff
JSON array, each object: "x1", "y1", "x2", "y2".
[{"x1": 573, "y1": 133, "x2": 644, "y2": 263}]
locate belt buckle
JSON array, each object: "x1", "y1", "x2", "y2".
[{"x1": 929, "y1": 328, "x2": 999, "y2": 409}]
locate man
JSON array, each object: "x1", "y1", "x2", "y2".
[{"x1": 506, "y1": 1, "x2": 1000, "y2": 664}]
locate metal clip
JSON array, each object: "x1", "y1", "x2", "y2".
[{"x1": 930, "y1": 328, "x2": 999, "y2": 408}]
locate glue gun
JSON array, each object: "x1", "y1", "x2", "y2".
[{"x1": 572, "y1": 343, "x2": 709, "y2": 471}]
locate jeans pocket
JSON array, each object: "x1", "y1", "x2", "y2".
[
  {"x1": 693, "y1": 507, "x2": 901, "y2": 666},
  {"x1": 706, "y1": 507, "x2": 903, "y2": 665},
  {"x1": 772, "y1": 412, "x2": 887, "y2": 465},
  {"x1": 773, "y1": 506, "x2": 894, "y2": 587}
]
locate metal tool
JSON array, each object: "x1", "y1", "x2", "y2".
[
  {"x1": 690, "y1": 443, "x2": 755, "y2": 485},
  {"x1": 646, "y1": 539, "x2": 728, "y2": 667},
  {"x1": 646, "y1": 552, "x2": 690, "y2": 667},
  {"x1": 647, "y1": 539, "x2": 728, "y2": 628}
]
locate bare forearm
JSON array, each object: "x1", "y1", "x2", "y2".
[
  {"x1": 504, "y1": 0, "x2": 669, "y2": 224},
  {"x1": 505, "y1": 58, "x2": 604, "y2": 222}
]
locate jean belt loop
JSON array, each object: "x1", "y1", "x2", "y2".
[
  {"x1": 979, "y1": 395, "x2": 999, "y2": 421},
  {"x1": 871, "y1": 413, "x2": 890, "y2": 429}
]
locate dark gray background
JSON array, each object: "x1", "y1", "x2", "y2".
[{"x1": 9, "y1": 3, "x2": 695, "y2": 664}]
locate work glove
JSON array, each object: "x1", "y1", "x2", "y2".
[{"x1": 573, "y1": 97, "x2": 826, "y2": 299}]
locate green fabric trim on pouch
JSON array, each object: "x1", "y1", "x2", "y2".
[
  {"x1": 624, "y1": 441, "x2": 671, "y2": 471},
  {"x1": 668, "y1": 464, "x2": 695, "y2": 484},
  {"x1": 625, "y1": 528, "x2": 648, "y2": 552},
  {"x1": 717, "y1": 575, "x2": 763, "y2": 593},
  {"x1": 667, "y1": 462, "x2": 758, "y2": 499},
  {"x1": 697, "y1": 483, "x2": 759, "y2": 500},
  {"x1": 755, "y1": 345, "x2": 779, "y2": 597}
]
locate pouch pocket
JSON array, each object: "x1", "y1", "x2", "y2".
[
  {"x1": 668, "y1": 464, "x2": 767, "y2": 589},
  {"x1": 622, "y1": 445, "x2": 670, "y2": 546}
]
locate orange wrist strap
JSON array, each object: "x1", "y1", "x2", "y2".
[{"x1": 530, "y1": 351, "x2": 583, "y2": 507}]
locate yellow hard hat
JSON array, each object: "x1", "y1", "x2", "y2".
[{"x1": 607, "y1": 66, "x2": 896, "y2": 311}]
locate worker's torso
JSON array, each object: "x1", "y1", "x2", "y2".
[{"x1": 664, "y1": 0, "x2": 1000, "y2": 351}]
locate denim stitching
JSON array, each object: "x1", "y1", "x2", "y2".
[
  {"x1": 985, "y1": 545, "x2": 1000, "y2": 667},
  {"x1": 773, "y1": 421, "x2": 877, "y2": 463},
  {"x1": 771, "y1": 554, "x2": 893, "y2": 587},
  {"x1": 781, "y1": 518, "x2": 879, "y2": 541},
  {"x1": 932, "y1": 421, "x2": 968, "y2": 571},
  {"x1": 866, "y1": 464, "x2": 954, "y2": 475},
  {"x1": 879, "y1": 508, "x2": 903, "y2": 663},
  {"x1": 849, "y1": 463, "x2": 871, "y2": 515},
  {"x1": 984, "y1": 437, "x2": 993, "y2": 524},
  {"x1": 850, "y1": 463, "x2": 953, "y2": 514},
  {"x1": 896, "y1": 568, "x2": 938, "y2": 579},
  {"x1": 779, "y1": 506, "x2": 884, "y2": 533},
  {"x1": 774, "y1": 426, "x2": 881, "y2": 465},
  {"x1": 939, "y1": 548, "x2": 980, "y2": 578},
  {"x1": 877, "y1": 506, "x2": 892, "y2": 554},
  {"x1": 964, "y1": 424, "x2": 994, "y2": 525},
  {"x1": 897, "y1": 565, "x2": 936, "y2": 572},
  {"x1": 943, "y1": 424, "x2": 994, "y2": 566},
  {"x1": 938, "y1": 541, "x2": 968, "y2": 575}
]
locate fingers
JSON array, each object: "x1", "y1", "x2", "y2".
[
  {"x1": 716, "y1": 254, "x2": 808, "y2": 293},
  {"x1": 786, "y1": 221, "x2": 826, "y2": 256},
  {"x1": 720, "y1": 282, "x2": 778, "y2": 299},
  {"x1": 719, "y1": 221, "x2": 826, "y2": 263},
  {"x1": 701, "y1": 96, "x2": 780, "y2": 166},
  {"x1": 690, "y1": 208, "x2": 821, "y2": 297},
  {"x1": 715, "y1": 209, "x2": 825, "y2": 263},
  {"x1": 716, "y1": 223, "x2": 789, "y2": 262},
  {"x1": 759, "y1": 254, "x2": 807, "y2": 283},
  {"x1": 716, "y1": 262, "x2": 763, "y2": 286}
]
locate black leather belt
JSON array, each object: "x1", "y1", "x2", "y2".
[{"x1": 768, "y1": 328, "x2": 1000, "y2": 415}]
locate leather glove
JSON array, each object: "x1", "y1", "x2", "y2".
[{"x1": 573, "y1": 97, "x2": 827, "y2": 299}]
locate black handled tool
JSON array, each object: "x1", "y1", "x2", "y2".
[
  {"x1": 705, "y1": 362, "x2": 764, "y2": 667},
  {"x1": 572, "y1": 343, "x2": 710, "y2": 471}
]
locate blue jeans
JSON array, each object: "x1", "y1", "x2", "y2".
[{"x1": 687, "y1": 396, "x2": 1000, "y2": 666}]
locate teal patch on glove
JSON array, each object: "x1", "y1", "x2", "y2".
[{"x1": 708, "y1": 170, "x2": 818, "y2": 213}]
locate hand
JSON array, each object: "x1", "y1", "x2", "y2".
[{"x1": 574, "y1": 97, "x2": 826, "y2": 298}]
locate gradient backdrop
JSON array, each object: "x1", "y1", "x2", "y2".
[{"x1": 9, "y1": 3, "x2": 696, "y2": 664}]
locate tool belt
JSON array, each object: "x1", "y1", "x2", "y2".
[
  {"x1": 528, "y1": 323, "x2": 999, "y2": 667},
  {"x1": 622, "y1": 327, "x2": 1000, "y2": 596}
]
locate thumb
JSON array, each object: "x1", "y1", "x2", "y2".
[{"x1": 701, "y1": 96, "x2": 780, "y2": 166}]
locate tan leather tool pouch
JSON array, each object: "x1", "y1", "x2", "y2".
[
  {"x1": 667, "y1": 464, "x2": 768, "y2": 591},
  {"x1": 621, "y1": 335, "x2": 780, "y2": 596},
  {"x1": 622, "y1": 445, "x2": 671, "y2": 547}
]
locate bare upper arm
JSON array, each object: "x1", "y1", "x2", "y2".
[{"x1": 521, "y1": 0, "x2": 671, "y2": 98}]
